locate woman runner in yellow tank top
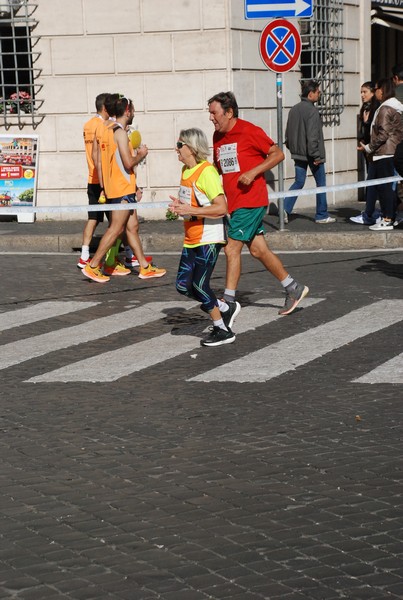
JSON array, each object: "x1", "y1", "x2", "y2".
[{"x1": 169, "y1": 128, "x2": 241, "y2": 346}]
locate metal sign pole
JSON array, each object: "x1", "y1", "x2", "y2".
[
  {"x1": 259, "y1": 20, "x2": 301, "y2": 231},
  {"x1": 276, "y1": 73, "x2": 285, "y2": 231}
]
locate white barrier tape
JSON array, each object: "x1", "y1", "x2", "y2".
[
  {"x1": 271, "y1": 174, "x2": 402, "y2": 200},
  {"x1": 0, "y1": 175, "x2": 401, "y2": 214},
  {"x1": 0, "y1": 201, "x2": 173, "y2": 215}
]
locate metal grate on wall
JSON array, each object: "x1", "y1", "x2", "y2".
[
  {"x1": 299, "y1": 0, "x2": 344, "y2": 126},
  {"x1": 0, "y1": 0, "x2": 43, "y2": 129}
]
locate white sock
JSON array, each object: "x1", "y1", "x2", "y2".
[
  {"x1": 223, "y1": 289, "x2": 236, "y2": 303},
  {"x1": 81, "y1": 245, "x2": 90, "y2": 260},
  {"x1": 218, "y1": 299, "x2": 228, "y2": 312},
  {"x1": 281, "y1": 275, "x2": 294, "y2": 288},
  {"x1": 213, "y1": 318, "x2": 227, "y2": 331}
]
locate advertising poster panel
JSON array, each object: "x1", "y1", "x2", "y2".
[{"x1": 0, "y1": 134, "x2": 39, "y2": 223}]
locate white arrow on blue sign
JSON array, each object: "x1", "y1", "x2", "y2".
[{"x1": 245, "y1": 0, "x2": 313, "y2": 19}]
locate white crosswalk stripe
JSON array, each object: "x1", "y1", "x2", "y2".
[
  {"x1": 189, "y1": 300, "x2": 403, "y2": 383},
  {"x1": 0, "y1": 301, "x2": 195, "y2": 371},
  {"x1": 0, "y1": 301, "x2": 98, "y2": 332},
  {"x1": 353, "y1": 353, "x2": 403, "y2": 385},
  {"x1": 1, "y1": 298, "x2": 401, "y2": 385},
  {"x1": 27, "y1": 298, "x2": 323, "y2": 383}
]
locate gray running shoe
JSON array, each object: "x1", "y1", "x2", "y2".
[
  {"x1": 201, "y1": 326, "x2": 235, "y2": 347},
  {"x1": 221, "y1": 301, "x2": 241, "y2": 330},
  {"x1": 279, "y1": 283, "x2": 309, "y2": 316}
]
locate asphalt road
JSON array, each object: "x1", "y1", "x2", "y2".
[{"x1": 0, "y1": 250, "x2": 402, "y2": 600}]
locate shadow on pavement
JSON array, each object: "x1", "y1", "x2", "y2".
[{"x1": 356, "y1": 258, "x2": 403, "y2": 279}]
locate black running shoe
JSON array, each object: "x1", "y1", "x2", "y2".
[
  {"x1": 221, "y1": 301, "x2": 241, "y2": 330},
  {"x1": 200, "y1": 326, "x2": 235, "y2": 347}
]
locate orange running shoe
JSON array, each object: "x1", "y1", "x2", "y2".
[
  {"x1": 103, "y1": 261, "x2": 131, "y2": 276},
  {"x1": 83, "y1": 264, "x2": 110, "y2": 283},
  {"x1": 138, "y1": 264, "x2": 166, "y2": 279}
]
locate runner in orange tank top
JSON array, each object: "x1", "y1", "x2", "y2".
[
  {"x1": 82, "y1": 96, "x2": 166, "y2": 283},
  {"x1": 77, "y1": 93, "x2": 111, "y2": 270},
  {"x1": 92, "y1": 94, "x2": 153, "y2": 270}
]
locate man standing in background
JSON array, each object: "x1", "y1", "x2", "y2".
[
  {"x1": 392, "y1": 64, "x2": 403, "y2": 103},
  {"x1": 284, "y1": 80, "x2": 336, "y2": 224}
]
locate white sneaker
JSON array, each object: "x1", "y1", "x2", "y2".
[
  {"x1": 369, "y1": 219, "x2": 394, "y2": 231},
  {"x1": 350, "y1": 214, "x2": 364, "y2": 224},
  {"x1": 315, "y1": 216, "x2": 336, "y2": 224},
  {"x1": 283, "y1": 210, "x2": 288, "y2": 224}
]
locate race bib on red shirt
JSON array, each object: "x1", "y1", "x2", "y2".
[{"x1": 218, "y1": 143, "x2": 240, "y2": 174}]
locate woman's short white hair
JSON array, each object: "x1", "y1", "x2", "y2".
[{"x1": 179, "y1": 128, "x2": 210, "y2": 163}]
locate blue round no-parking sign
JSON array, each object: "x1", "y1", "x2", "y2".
[{"x1": 259, "y1": 19, "x2": 301, "y2": 73}]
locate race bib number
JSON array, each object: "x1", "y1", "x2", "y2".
[
  {"x1": 218, "y1": 143, "x2": 240, "y2": 174},
  {"x1": 178, "y1": 185, "x2": 191, "y2": 204}
]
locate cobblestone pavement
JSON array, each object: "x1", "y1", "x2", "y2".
[{"x1": 0, "y1": 251, "x2": 402, "y2": 599}]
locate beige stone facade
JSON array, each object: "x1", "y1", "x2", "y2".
[{"x1": 20, "y1": 0, "x2": 367, "y2": 219}]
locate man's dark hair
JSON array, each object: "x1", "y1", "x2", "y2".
[
  {"x1": 115, "y1": 96, "x2": 133, "y2": 118},
  {"x1": 301, "y1": 79, "x2": 320, "y2": 98},
  {"x1": 104, "y1": 93, "x2": 120, "y2": 118},
  {"x1": 208, "y1": 91, "x2": 239, "y2": 118},
  {"x1": 392, "y1": 63, "x2": 403, "y2": 81},
  {"x1": 376, "y1": 77, "x2": 395, "y2": 101},
  {"x1": 95, "y1": 93, "x2": 110, "y2": 112}
]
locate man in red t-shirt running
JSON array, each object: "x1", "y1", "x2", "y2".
[{"x1": 208, "y1": 91, "x2": 308, "y2": 316}]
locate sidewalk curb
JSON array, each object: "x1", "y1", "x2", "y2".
[
  {"x1": 1, "y1": 230, "x2": 402, "y2": 253},
  {"x1": 263, "y1": 231, "x2": 403, "y2": 251}
]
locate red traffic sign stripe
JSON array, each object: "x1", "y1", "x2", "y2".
[{"x1": 259, "y1": 19, "x2": 301, "y2": 73}]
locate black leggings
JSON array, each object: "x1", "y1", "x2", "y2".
[
  {"x1": 366, "y1": 157, "x2": 397, "y2": 220},
  {"x1": 176, "y1": 244, "x2": 223, "y2": 313}
]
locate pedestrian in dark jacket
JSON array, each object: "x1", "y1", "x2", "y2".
[
  {"x1": 358, "y1": 81, "x2": 380, "y2": 153},
  {"x1": 284, "y1": 79, "x2": 335, "y2": 224},
  {"x1": 392, "y1": 63, "x2": 403, "y2": 104},
  {"x1": 358, "y1": 81, "x2": 380, "y2": 201},
  {"x1": 359, "y1": 78, "x2": 403, "y2": 230},
  {"x1": 393, "y1": 139, "x2": 403, "y2": 228}
]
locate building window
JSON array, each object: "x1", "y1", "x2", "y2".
[
  {"x1": 299, "y1": 0, "x2": 344, "y2": 126},
  {"x1": 0, "y1": 1, "x2": 42, "y2": 129}
]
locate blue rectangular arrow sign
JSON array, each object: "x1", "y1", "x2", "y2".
[{"x1": 245, "y1": 0, "x2": 313, "y2": 19}]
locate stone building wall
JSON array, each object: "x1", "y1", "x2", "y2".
[{"x1": 23, "y1": 0, "x2": 365, "y2": 219}]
